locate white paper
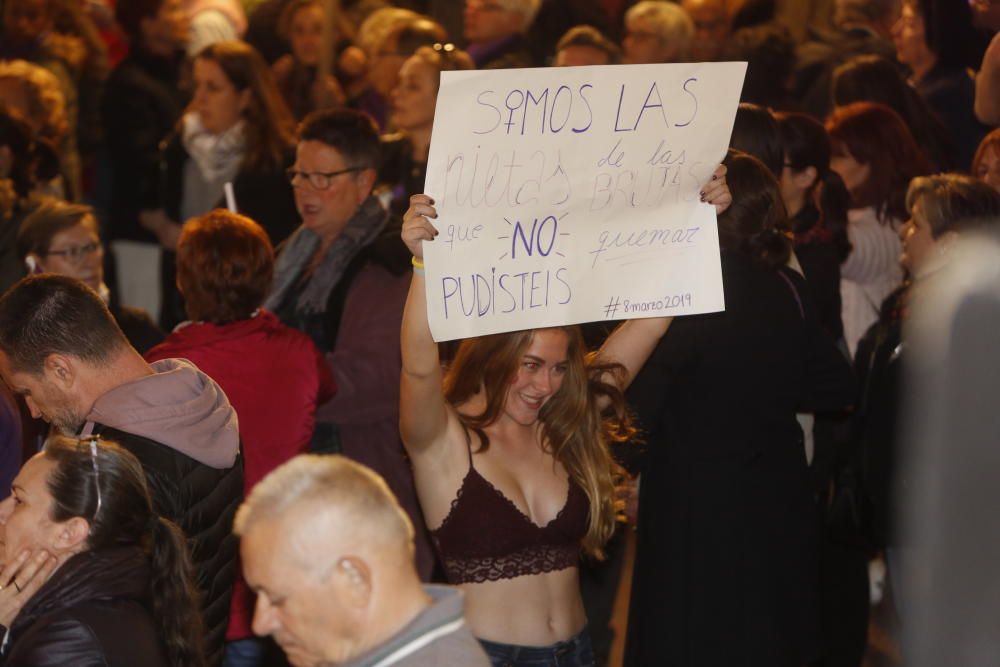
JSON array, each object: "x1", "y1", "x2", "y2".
[{"x1": 422, "y1": 62, "x2": 747, "y2": 341}]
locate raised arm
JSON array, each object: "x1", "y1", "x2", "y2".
[
  {"x1": 597, "y1": 163, "x2": 731, "y2": 393},
  {"x1": 399, "y1": 195, "x2": 454, "y2": 458}
]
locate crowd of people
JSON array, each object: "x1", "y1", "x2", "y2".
[{"x1": 1, "y1": 0, "x2": 999, "y2": 666}]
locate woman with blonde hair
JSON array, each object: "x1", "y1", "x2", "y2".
[
  {"x1": 398, "y1": 167, "x2": 730, "y2": 666},
  {"x1": 138, "y1": 40, "x2": 299, "y2": 328}
]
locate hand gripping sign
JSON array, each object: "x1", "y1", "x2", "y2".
[{"x1": 422, "y1": 62, "x2": 747, "y2": 341}]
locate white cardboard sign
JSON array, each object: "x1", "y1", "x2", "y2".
[{"x1": 422, "y1": 62, "x2": 747, "y2": 341}]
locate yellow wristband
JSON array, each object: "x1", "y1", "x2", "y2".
[{"x1": 411, "y1": 256, "x2": 425, "y2": 269}]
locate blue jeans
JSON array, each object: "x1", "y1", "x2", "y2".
[
  {"x1": 479, "y1": 628, "x2": 595, "y2": 667},
  {"x1": 222, "y1": 638, "x2": 264, "y2": 667}
]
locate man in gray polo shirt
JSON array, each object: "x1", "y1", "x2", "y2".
[{"x1": 235, "y1": 454, "x2": 488, "y2": 667}]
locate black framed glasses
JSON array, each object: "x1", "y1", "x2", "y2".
[
  {"x1": 45, "y1": 242, "x2": 101, "y2": 262},
  {"x1": 286, "y1": 166, "x2": 365, "y2": 190}
]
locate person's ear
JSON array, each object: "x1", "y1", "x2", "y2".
[
  {"x1": 793, "y1": 165, "x2": 818, "y2": 191},
  {"x1": 43, "y1": 353, "x2": 76, "y2": 389},
  {"x1": 53, "y1": 516, "x2": 90, "y2": 553},
  {"x1": 334, "y1": 556, "x2": 372, "y2": 607}
]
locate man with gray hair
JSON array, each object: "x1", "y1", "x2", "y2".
[
  {"x1": 463, "y1": 0, "x2": 539, "y2": 69},
  {"x1": 235, "y1": 454, "x2": 489, "y2": 667}
]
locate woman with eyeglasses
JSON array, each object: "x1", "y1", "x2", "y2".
[
  {"x1": 138, "y1": 40, "x2": 299, "y2": 329},
  {"x1": 16, "y1": 198, "x2": 164, "y2": 353},
  {"x1": 380, "y1": 43, "x2": 474, "y2": 218},
  {"x1": 0, "y1": 435, "x2": 206, "y2": 667}
]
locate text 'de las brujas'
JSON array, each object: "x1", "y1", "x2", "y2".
[{"x1": 422, "y1": 62, "x2": 746, "y2": 341}]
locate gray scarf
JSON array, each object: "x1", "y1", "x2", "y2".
[{"x1": 265, "y1": 196, "x2": 389, "y2": 315}]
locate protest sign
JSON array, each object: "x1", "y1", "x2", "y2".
[{"x1": 422, "y1": 62, "x2": 747, "y2": 341}]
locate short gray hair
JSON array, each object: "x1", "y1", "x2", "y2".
[
  {"x1": 234, "y1": 455, "x2": 415, "y2": 554},
  {"x1": 626, "y1": 1, "x2": 695, "y2": 61},
  {"x1": 905, "y1": 174, "x2": 1000, "y2": 239}
]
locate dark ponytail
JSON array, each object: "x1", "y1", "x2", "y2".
[
  {"x1": 719, "y1": 149, "x2": 791, "y2": 270},
  {"x1": 149, "y1": 516, "x2": 207, "y2": 667},
  {"x1": 44, "y1": 436, "x2": 207, "y2": 667}
]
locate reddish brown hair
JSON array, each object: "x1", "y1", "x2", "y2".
[
  {"x1": 826, "y1": 101, "x2": 932, "y2": 223},
  {"x1": 176, "y1": 209, "x2": 274, "y2": 324},
  {"x1": 972, "y1": 128, "x2": 1000, "y2": 179}
]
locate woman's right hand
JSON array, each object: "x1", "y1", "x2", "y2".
[
  {"x1": 0, "y1": 549, "x2": 57, "y2": 626},
  {"x1": 401, "y1": 194, "x2": 439, "y2": 261}
]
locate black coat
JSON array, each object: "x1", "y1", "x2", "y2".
[
  {"x1": 91, "y1": 425, "x2": 243, "y2": 667},
  {"x1": 624, "y1": 254, "x2": 855, "y2": 667},
  {"x1": 153, "y1": 135, "x2": 300, "y2": 328},
  {"x1": 102, "y1": 49, "x2": 188, "y2": 243},
  {"x1": 3, "y1": 546, "x2": 170, "y2": 667}
]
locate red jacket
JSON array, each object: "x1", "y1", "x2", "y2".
[{"x1": 145, "y1": 308, "x2": 335, "y2": 640}]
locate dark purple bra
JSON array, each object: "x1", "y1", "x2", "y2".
[{"x1": 430, "y1": 444, "x2": 589, "y2": 584}]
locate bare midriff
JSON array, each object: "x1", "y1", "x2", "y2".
[{"x1": 461, "y1": 566, "x2": 587, "y2": 646}]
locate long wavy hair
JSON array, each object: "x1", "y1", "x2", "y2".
[
  {"x1": 195, "y1": 41, "x2": 295, "y2": 172},
  {"x1": 443, "y1": 326, "x2": 634, "y2": 558},
  {"x1": 44, "y1": 436, "x2": 206, "y2": 667}
]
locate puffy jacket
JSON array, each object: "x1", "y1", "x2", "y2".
[
  {"x1": 84, "y1": 359, "x2": 242, "y2": 667},
  {"x1": 3, "y1": 547, "x2": 170, "y2": 667}
]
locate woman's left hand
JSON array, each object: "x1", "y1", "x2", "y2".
[
  {"x1": 701, "y1": 164, "x2": 731, "y2": 215},
  {"x1": 0, "y1": 549, "x2": 57, "y2": 626}
]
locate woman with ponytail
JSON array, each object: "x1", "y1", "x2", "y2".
[
  {"x1": 623, "y1": 152, "x2": 854, "y2": 667},
  {"x1": 776, "y1": 111, "x2": 852, "y2": 343},
  {"x1": 0, "y1": 435, "x2": 205, "y2": 667}
]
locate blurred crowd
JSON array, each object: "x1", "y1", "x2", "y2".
[{"x1": 1, "y1": 0, "x2": 999, "y2": 666}]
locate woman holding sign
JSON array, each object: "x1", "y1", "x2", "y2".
[{"x1": 398, "y1": 169, "x2": 729, "y2": 666}]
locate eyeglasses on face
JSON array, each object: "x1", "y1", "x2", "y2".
[
  {"x1": 45, "y1": 241, "x2": 101, "y2": 261},
  {"x1": 286, "y1": 166, "x2": 365, "y2": 190}
]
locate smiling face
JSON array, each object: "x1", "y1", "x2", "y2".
[
  {"x1": 0, "y1": 454, "x2": 59, "y2": 563},
  {"x1": 243, "y1": 511, "x2": 364, "y2": 667},
  {"x1": 37, "y1": 218, "x2": 104, "y2": 293},
  {"x1": 290, "y1": 3, "x2": 325, "y2": 67},
  {"x1": 390, "y1": 57, "x2": 438, "y2": 132},
  {"x1": 502, "y1": 329, "x2": 569, "y2": 426},
  {"x1": 192, "y1": 58, "x2": 249, "y2": 135}
]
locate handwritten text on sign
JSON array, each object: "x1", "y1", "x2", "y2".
[{"x1": 422, "y1": 62, "x2": 747, "y2": 341}]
